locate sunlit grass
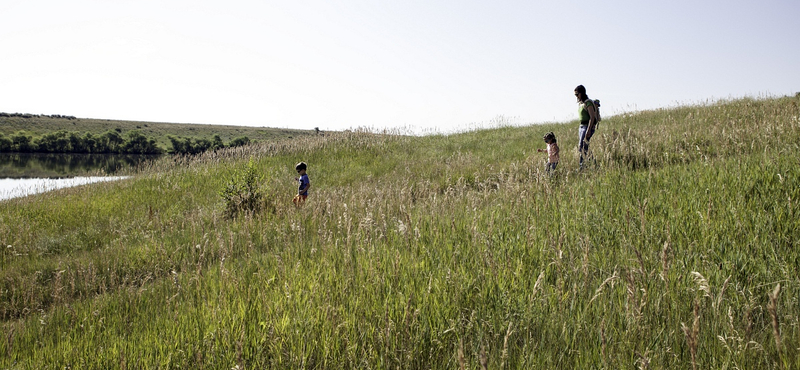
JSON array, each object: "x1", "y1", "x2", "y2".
[{"x1": 1, "y1": 96, "x2": 799, "y2": 368}]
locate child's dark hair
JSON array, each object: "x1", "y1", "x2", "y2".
[
  {"x1": 543, "y1": 132, "x2": 556, "y2": 143},
  {"x1": 295, "y1": 162, "x2": 307, "y2": 171}
]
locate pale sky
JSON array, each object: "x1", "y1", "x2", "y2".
[{"x1": 1, "y1": 0, "x2": 798, "y2": 133}]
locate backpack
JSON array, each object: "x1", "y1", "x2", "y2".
[{"x1": 584, "y1": 98, "x2": 601, "y2": 123}]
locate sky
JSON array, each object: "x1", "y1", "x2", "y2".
[{"x1": 1, "y1": 0, "x2": 798, "y2": 134}]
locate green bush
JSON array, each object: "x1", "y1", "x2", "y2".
[{"x1": 219, "y1": 158, "x2": 264, "y2": 217}]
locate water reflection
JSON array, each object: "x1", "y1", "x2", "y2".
[
  {"x1": 0, "y1": 153, "x2": 156, "y2": 201},
  {"x1": 0, "y1": 176, "x2": 128, "y2": 201},
  {"x1": 0, "y1": 153, "x2": 160, "y2": 178}
]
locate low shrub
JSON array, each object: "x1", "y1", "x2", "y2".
[{"x1": 219, "y1": 158, "x2": 264, "y2": 218}]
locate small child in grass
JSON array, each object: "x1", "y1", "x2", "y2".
[
  {"x1": 293, "y1": 162, "x2": 310, "y2": 206},
  {"x1": 537, "y1": 132, "x2": 560, "y2": 173}
]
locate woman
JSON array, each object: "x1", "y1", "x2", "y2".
[{"x1": 574, "y1": 85, "x2": 599, "y2": 168}]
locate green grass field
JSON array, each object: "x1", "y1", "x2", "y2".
[{"x1": 1, "y1": 96, "x2": 799, "y2": 368}]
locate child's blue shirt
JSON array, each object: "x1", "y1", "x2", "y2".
[{"x1": 298, "y1": 174, "x2": 310, "y2": 195}]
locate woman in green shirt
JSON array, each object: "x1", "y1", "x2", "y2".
[{"x1": 574, "y1": 85, "x2": 599, "y2": 168}]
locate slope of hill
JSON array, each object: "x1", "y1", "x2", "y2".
[{"x1": 1, "y1": 96, "x2": 799, "y2": 368}]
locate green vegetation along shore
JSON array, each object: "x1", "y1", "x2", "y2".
[
  {"x1": 0, "y1": 114, "x2": 315, "y2": 154},
  {"x1": 1, "y1": 96, "x2": 799, "y2": 368}
]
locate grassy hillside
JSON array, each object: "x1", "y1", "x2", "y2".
[
  {"x1": 1, "y1": 96, "x2": 799, "y2": 368},
  {"x1": 0, "y1": 114, "x2": 315, "y2": 149}
]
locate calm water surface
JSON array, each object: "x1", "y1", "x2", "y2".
[
  {"x1": 0, "y1": 153, "x2": 157, "y2": 201},
  {"x1": 0, "y1": 177, "x2": 128, "y2": 201}
]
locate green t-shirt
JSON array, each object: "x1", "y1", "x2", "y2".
[{"x1": 578, "y1": 99, "x2": 595, "y2": 123}]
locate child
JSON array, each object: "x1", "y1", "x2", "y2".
[
  {"x1": 537, "y1": 132, "x2": 559, "y2": 173},
  {"x1": 293, "y1": 162, "x2": 311, "y2": 205}
]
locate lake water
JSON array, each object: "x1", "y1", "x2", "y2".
[
  {"x1": 0, "y1": 153, "x2": 158, "y2": 178},
  {"x1": 0, "y1": 176, "x2": 128, "y2": 201},
  {"x1": 0, "y1": 153, "x2": 157, "y2": 201}
]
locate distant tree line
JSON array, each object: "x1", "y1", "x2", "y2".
[
  {"x1": 0, "y1": 130, "x2": 251, "y2": 155},
  {"x1": 0, "y1": 130, "x2": 162, "y2": 154},
  {"x1": 0, "y1": 112, "x2": 77, "y2": 119},
  {"x1": 167, "y1": 134, "x2": 250, "y2": 155}
]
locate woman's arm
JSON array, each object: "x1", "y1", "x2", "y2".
[{"x1": 586, "y1": 103, "x2": 599, "y2": 139}]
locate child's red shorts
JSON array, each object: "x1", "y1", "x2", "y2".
[{"x1": 292, "y1": 194, "x2": 308, "y2": 205}]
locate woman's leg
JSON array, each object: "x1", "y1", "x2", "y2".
[{"x1": 578, "y1": 126, "x2": 589, "y2": 167}]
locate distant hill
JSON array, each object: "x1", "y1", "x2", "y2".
[{"x1": 0, "y1": 113, "x2": 318, "y2": 151}]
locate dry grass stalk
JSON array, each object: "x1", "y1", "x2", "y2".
[
  {"x1": 767, "y1": 283, "x2": 781, "y2": 351},
  {"x1": 637, "y1": 198, "x2": 649, "y2": 235},
  {"x1": 590, "y1": 270, "x2": 619, "y2": 305},
  {"x1": 5, "y1": 326, "x2": 14, "y2": 360},
  {"x1": 681, "y1": 299, "x2": 701, "y2": 370},
  {"x1": 457, "y1": 338, "x2": 466, "y2": 370},
  {"x1": 600, "y1": 319, "x2": 607, "y2": 364},
  {"x1": 529, "y1": 271, "x2": 545, "y2": 304},
  {"x1": 632, "y1": 243, "x2": 646, "y2": 277},
  {"x1": 635, "y1": 350, "x2": 651, "y2": 370},
  {"x1": 660, "y1": 240, "x2": 671, "y2": 285},
  {"x1": 743, "y1": 298, "x2": 754, "y2": 342},
  {"x1": 625, "y1": 270, "x2": 637, "y2": 317},
  {"x1": 479, "y1": 344, "x2": 488, "y2": 370},
  {"x1": 714, "y1": 275, "x2": 731, "y2": 311},
  {"x1": 500, "y1": 322, "x2": 513, "y2": 369},
  {"x1": 691, "y1": 271, "x2": 711, "y2": 298},
  {"x1": 581, "y1": 236, "x2": 590, "y2": 284},
  {"x1": 624, "y1": 269, "x2": 646, "y2": 319}
]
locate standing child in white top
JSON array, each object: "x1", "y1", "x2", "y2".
[{"x1": 537, "y1": 132, "x2": 560, "y2": 173}]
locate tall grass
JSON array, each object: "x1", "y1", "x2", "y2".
[{"x1": 1, "y1": 96, "x2": 799, "y2": 368}]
